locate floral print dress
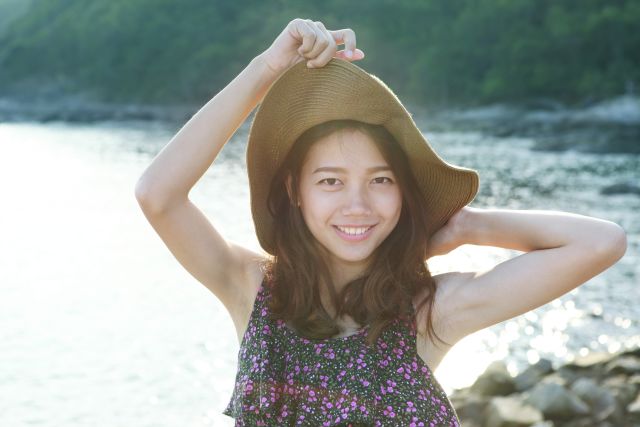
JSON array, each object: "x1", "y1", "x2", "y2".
[{"x1": 223, "y1": 278, "x2": 461, "y2": 426}]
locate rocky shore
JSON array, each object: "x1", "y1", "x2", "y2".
[
  {"x1": 0, "y1": 95, "x2": 197, "y2": 124},
  {"x1": 449, "y1": 345, "x2": 640, "y2": 427},
  {"x1": 2, "y1": 94, "x2": 638, "y2": 154},
  {"x1": 424, "y1": 95, "x2": 640, "y2": 155}
]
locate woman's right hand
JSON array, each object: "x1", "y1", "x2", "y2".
[{"x1": 259, "y1": 18, "x2": 365, "y2": 77}]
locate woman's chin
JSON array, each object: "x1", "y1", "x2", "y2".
[{"x1": 328, "y1": 249, "x2": 375, "y2": 268}]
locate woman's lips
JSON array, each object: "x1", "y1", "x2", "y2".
[{"x1": 333, "y1": 224, "x2": 376, "y2": 242}]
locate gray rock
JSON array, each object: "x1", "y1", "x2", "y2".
[
  {"x1": 446, "y1": 347, "x2": 640, "y2": 425},
  {"x1": 621, "y1": 347, "x2": 640, "y2": 359},
  {"x1": 560, "y1": 420, "x2": 611, "y2": 427},
  {"x1": 555, "y1": 366, "x2": 590, "y2": 385},
  {"x1": 628, "y1": 392, "x2": 640, "y2": 422},
  {"x1": 567, "y1": 422, "x2": 621, "y2": 427},
  {"x1": 484, "y1": 395, "x2": 544, "y2": 427},
  {"x1": 605, "y1": 356, "x2": 640, "y2": 376},
  {"x1": 568, "y1": 352, "x2": 616, "y2": 369},
  {"x1": 570, "y1": 377, "x2": 618, "y2": 421},
  {"x1": 602, "y1": 375, "x2": 637, "y2": 407},
  {"x1": 524, "y1": 382, "x2": 591, "y2": 419},
  {"x1": 514, "y1": 359, "x2": 554, "y2": 392},
  {"x1": 540, "y1": 373, "x2": 570, "y2": 387},
  {"x1": 452, "y1": 390, "x2": 491, "y2": 426},
  {"x1": 470, "y1": 361, "x2": 517, "y2": 396}
]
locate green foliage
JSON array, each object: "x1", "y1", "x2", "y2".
[
  {"x1": 0, "y1": 0, "x2": 33, "y2": 37},
  {"x1": 0, "y1": 0, "x2": 638, "y2": 107}
]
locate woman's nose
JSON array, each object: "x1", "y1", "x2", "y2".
[{"x1": 341, "y1": 186, "x2": 372, "y2": 216}]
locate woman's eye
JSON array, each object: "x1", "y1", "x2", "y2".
[
  {"x1": 319, "y1": 178, "x2": 341, "y2": 186},
  {"x1": 318, "y1": 177, "x2": 392, "y2": 186},
  {"x1": 373, "y1": 177, "x2": 393, "y2": 184}
]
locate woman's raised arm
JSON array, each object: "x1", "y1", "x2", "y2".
[
  {"x1": 132, "y1": 53, "x2": 281, "y2": 323},
  {"x1": 132, "y1": 19, "x2": 363, "y2": 332},
  {"x1": 134, "y1": 54, "x2": 279, "y2": 212},
  {"x1": 429, "y1": 207, "x2": 627, "y2": 345}
]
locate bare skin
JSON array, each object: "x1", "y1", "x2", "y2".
[
  {"x1": 230, "y1": 206, "x2": 627, "y2": 371},
  {"x1": 293, "y1": 129, "x2": 403, "y2": 299},
  {"x1": 135, "y1": 18, "x2": 628, "y2": 373}
]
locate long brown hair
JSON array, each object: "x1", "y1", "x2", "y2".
[{"x1": 261, "y1": 119, "x2": 451, "y2": 349}]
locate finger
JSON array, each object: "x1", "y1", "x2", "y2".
[
  {"x1": 297, "y1": 19, "x2": 318, "y2": 56},
  {"x1": 300, "y1": 20, "x2": 329, "y2": 60},
  {"x1": 336, "y1": 48, "x2": 365, "y2": 61},
  {"x1": 329, "y1": 28, "x2": 357, "y2": 58},
  {"x1": 305, "y1": 21, "x2": 337, "y2": 67}
]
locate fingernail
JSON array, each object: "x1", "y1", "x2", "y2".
[{"x1": 346, "y1": 50, "x2": 353, "y2": 58}]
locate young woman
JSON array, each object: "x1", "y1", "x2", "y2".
[{"x1": 134, "y1": 18, "x2": 627, "y2": 426}]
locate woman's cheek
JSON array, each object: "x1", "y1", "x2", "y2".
[{"x1": 377, "y1": 190, "x2": 402, "y2": 210}]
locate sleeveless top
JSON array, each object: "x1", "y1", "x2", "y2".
[{"x1": 222, "y1": 278, "x2": 461, "y2": 426}]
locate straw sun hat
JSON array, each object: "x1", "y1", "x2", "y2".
[{"x1": 247, "y1": 57, "x2": 479, "y2": 256}]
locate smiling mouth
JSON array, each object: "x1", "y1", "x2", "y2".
[{"x1": 333, "y1": 225, "x2": 376, "y2": 236}]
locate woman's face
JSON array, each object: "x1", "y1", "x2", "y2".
[{"x1": 294, "y1": 129, "x2": 403, "y2": 277}]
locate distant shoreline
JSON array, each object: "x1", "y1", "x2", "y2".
[
  {"x1": 0, "y1": 96, "x2": 198, "y2": 124},
  {"x1": 1, "y1": 94, "x2": 639, "y2": 154}
]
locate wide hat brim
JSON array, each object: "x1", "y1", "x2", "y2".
[{"x1": 247, "y1": 57, "x2": 479, "y2": 256}]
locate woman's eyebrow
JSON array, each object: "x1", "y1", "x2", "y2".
[{"x1": 312, "y1": 166, "x2": 391, "y2": 174}]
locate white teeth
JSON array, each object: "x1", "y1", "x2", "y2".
[{"x1": 336, "y1": 226, "x2": 371, "y2": 236}]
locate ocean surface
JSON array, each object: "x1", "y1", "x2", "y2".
[{"x1": 0, "y1": 108, "x2": 637, "y2": 426}]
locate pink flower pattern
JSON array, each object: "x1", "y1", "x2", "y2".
[{"x1": 223, "y1": 279, "x2": 461, "y2": 426}]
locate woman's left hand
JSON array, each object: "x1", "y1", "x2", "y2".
[{"x1": 426, "y1": 206, "x2": 473, "y2": 259}]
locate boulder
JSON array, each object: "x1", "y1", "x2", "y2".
[
  {"x1": 570, "y1": 377, "x2": 618, "y2": 421},
  {"x1": 470, "y1": 361, "x2": 517, "y2": 396},
  {"x1": 514, "y1": 359, "x2": 554, "y2": 392},
  {"x1": 484, "y1": 395, "x2": 544, "y2": 427},
  {"x1": 524, "y1": 382, "x2": 590, "y2": 419}
]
